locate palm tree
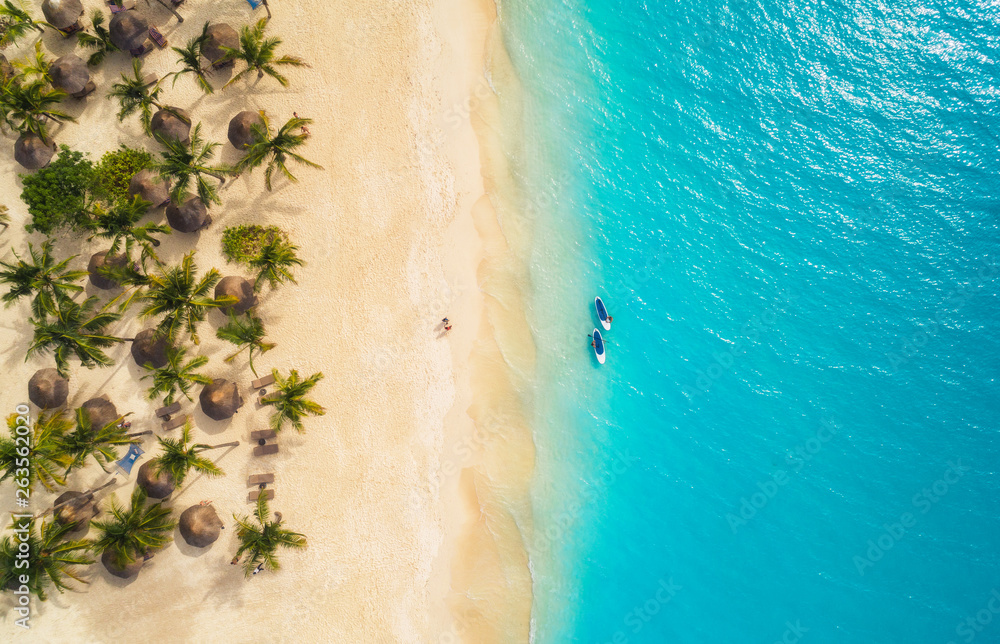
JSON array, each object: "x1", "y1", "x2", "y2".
[
  {"x1": 249, "y1": 235, "x2": 303, "y2": 292},
  {"x1": 148, "y1": 422, "x2": 235, "y2": 488},
  {"x1": 141, "y1": 345, "x2": 211, "y2": 404},
  {"x1": 0, "y1": 518, "x2": 93, "y2": 601},
  {"x1": 77, "y1": 10, "x2": 120, "y2": 66},
  {"x1": 261, "y1": 369, "x2": 325, "y2": 433},
  {"x1": 0, "y1": 0, "x2": 46, "y2": 49},
  {"x1": 95, "y1": 256, "x2": 152, "y2": 314},
  {"x1": 59, "y1": 407, "x2": 137, "y2": 474},
  {"x1": 216, "y1": 311, "x2": 274, "y2": 377},
  {"x1": 91, "y1": 486, "x2": 175, "y2": 571},
  {"x1": 87, "y1": 195, "x2": 169, "y2": 261},
  {"x1": 168, "y1": 22, "x2": 212, "y2": 94},
  {"x1": 0, "y1": 204, "x2": 9, "y2": 230},
  {"x1": 0, "y1": 410, "x2": 73, "y2": 492},
  {"x1": 222, "y1": 18, "x2": 307, "y2": 89},
  {"x1": 154, "y1": 124, "x2": 227, "y2": 206},
  {"x1": 14, "y1": 42, "x2": 52, "y2": 82},
  {"x1": 233, "y1": 494, "x2": 305, "y2": 578},
  {"x1": 28, "y1": 296, "x2": 126, "y2": 377},
  {"x1": 0, "y1": 78, "x2": 73, "y2": 138},
  {"x1": 138, "y1": 252, "x2": 233, "y2": 344},
  {"x1": 235, "y1": 114, "x2": 321, "y2": 190},
  {"x1": 108, "y1": 59, "x2": 185, "y2": 135},
  {"x1": 0, "y1": 240, "x2": 87, "y2": 319}
]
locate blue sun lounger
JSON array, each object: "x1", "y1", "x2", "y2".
[
  {"x1": 245, "y1": 0, "x2": 262, "y2": 7},
  {"x1": 116, "y1": 443, "x2": 144, "y2": 476}
]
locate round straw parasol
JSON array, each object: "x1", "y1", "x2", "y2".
[
  {"x1": 28, "y1": 368, "x2": 69, "y2": 409},
  {"x1": 41, "y1": 0, "x2": 83, "y2": 30},
  {"x1": 80, "y1": 397, "x2": 119, "y2": 431},
  {"x1": 109, "y1": 11, "x2": 149, "y2": 51},
  {"x1": 215, "y1": 276, "x2": 258, "y2": 314},
  {"x1": 166, "y1": 197, "x2": 211, "y2": 233},
  {"x1": 200, "y1": 379, "x2": 243, "y2": 420},
  {"x1": 129, "y1": 169, "x2": 170, "y2": 208},
  {"x1": 101, "y1": 550, "x2": 144, "y2": 579},
  {"x1": 53, "y1": 491, "x2": 95, "y2": 531},
  {"x1": 203, "y1": 23, "x2": 239, "y2": 65},
  {"x1": 131, "y1": 328, "x2": 170, "y2": 369},
  {"x1": 137, "y1": 461, "x2": 176, "y2": 499},
  {"x1": 228, "y1": 111, "x2": 264, "y2": 149},
  {"x1": 50, "y1": 54, "x2": 91, "y2": 96},
  {"x1": 179, "y1": 504, "x2": 224, "y2": 547},
  {"x1": 151, "y1": 107, "x2": 191, "y2": 144},
  {"x1": 14, "y1": 133, "x2": 56, "y2": 170},
  {"x1": 88, "y1": 251, "x2": 127, "y2": 290}
]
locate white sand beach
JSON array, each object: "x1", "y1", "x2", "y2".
[{"x1": 0, "y1": 0, "x2": 532, "y2": 641}]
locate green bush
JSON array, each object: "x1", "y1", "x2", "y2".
[
  {"x1": 94, "y1": 146, "x2": 152, "y2": 205},
  {"x1": 222, "y1": 225, "x2": 287, "y2": 264},
  {"x1": 20, "y1": 146, "x2": 94, "y2": 235}
]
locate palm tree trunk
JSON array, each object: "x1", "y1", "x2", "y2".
[
  {"x1": 154, "y1": 0, "x2": 184, "y2": 23},
  {"x1": 248, "y1": 347, "x2": 258, "y2": 378},
  {"x1": 126, "y1": 430, "x2": 153, "y2": 437},
  {"x1": 208, "y1": 441, "x2": 240, "y2": 449},
  {"x1": 262, "y1": 0, "x2": 271, "y2": 22}
]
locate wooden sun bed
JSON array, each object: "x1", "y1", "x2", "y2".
[
  {"x1": 250, "y1": 429, "x2": 277, "y2": 441},
  {"x1": 248, "y1": 489, "x2": 275, "y2": 502},
  {"x1": 162, "y1": 414, "x2": 189, "y2": 431},
  {"x1": 155, "y1": 401, "x2": 181, "y2": 418},
  {"x1": 130, "y1": 39, "x2": 152, "y2": 57},
  {"x1": 248, "y1": 473, "x2": 274, "y2": 487},
  {"x1": 250, "y1": 374, "x2": 276, "y2": 390},
  {"x1": 149, "y1": 27, "x2": 167, "y2": 48},
  {"x1": 253, "y1": 444, "x2": 279, "y2": 457}
]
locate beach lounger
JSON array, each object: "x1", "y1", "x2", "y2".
[
  {"x1": 142, "y1": 73, "x2": 158, "y2": 86},
  {"x1": 149, "y1": 27, "x2": 167, "y2": 48},
  {"x1": 248, "y1": 473, "x2": 275, "y2": 487},
  {"x1": 248, "y1": 489, "x2": 275, "y2": 502},
  {"x1": 59, "y1": 23, "x2": 83, "y2": 37},
  {"x1": 253, "y1": 444, "x2": 279, "y2": 457},
  {"x1": 250, "y1": 374, "x2": 275, "y2": 390},
  {"x1": 109, "y1": 4, "x2": 125, "y2": 13},
  {"x1": 155, "y1": 401, "x2": 181, "y2": 418},
  {"x1": 250, "y1": 429, "x2": 277, "y2": 441},
  {"x1": 162, "y1": 414, "x2": 189, "y2": 431},
  {"x1": 115, "y1": 444, "x2": 144, "y2": 476},
  {"x1": 246, "y1": 0, "x2": 262, "y2": 7}
]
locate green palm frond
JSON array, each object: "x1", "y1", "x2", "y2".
[
  {"x1": 248, "y1": 234, "x2": 302, "y2": 292},
  {"x1": 91, "y1": 486, "x2": 175, "y2": 569},
  {"x1": 261, "y1": 369, "x2": 325, "y2": 433},
  {"x1": 235, "y1": 113, "x2": 322, "y2": 190},
  {"x1": 216, "y1": 310, "x2": 275, "y2": 376},
  {"x1": 0, "y1": 518, "x2": 94, "y2": 601},
  {"x1": 138, "y1": 252, "x2": 232, "y2": 344},
  {"x1": 233, "y1": 494, "x2": 306, "y2": 578},
  {"x1": 0, "y1": 239, "x2": 87, "y2": 318},
  {"x1": 27, "y1": 296, "x2": 126, "y2": 377},
  {"x1": 0, "y1": 410, "x2": 73, "y2": 492},
  {"x1": 222, "y1": 19, "x2": 308, "y2": 90},
  {"x1": 153, "y1": 123, "x2": 226, "y2": 206},
  {"x1": 141, "y1": 345, "x2": 211, "y2": 404},
  {"x1": 149, "y1": 422, "x2": 223, "y2": 488}
]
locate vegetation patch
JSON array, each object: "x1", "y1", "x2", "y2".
[
  {"x1": 94, "y1": 146, "x2": 152, "y2": 205},
  {"x1": 20, "y1": 146, "x2": 94, "y2": 235},
  {"x1": 221, "y1": 224, "x2": 286, "y2": 264}
]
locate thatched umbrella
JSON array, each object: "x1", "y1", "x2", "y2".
[
  {"x1": 136, "y1": 461, "x2": 175, "y2": 499},
  {"x1": 129, "y1": 169, "x2": 170, "y2": 208},
  {"x1": 166, "y1": 197, "x2": 211, "y2": 233},
  {"x1": 14, "y1": 133, "x2": 56, "y2": 170},
  {"x1": 200, "y1": 379, "x2": 243, "y2": 420},
  {"x1": 109, "y1": 11, "x2": 149, "y2": 51},
  {"x1": 151, "y1": 107, "x2": 191, "y2": 144},
  {"x1": 28, "y1": 368, "x2": 69, "y2": 409},
  {"x1": 228, "y1": 111, "x2": 264, "y2": 150},
  {"x1": 179, "y1": 504, "x2": 223, "y2": 547},
  {"x1": 101, "y1": 550, "x2": 143, "y2": 579},
  {"x1": 88, "y1": 251, "x2": 127, "y2": 290},
  {"x1": 0, "y1": 54, "x2": 14, "y2": 82},
  {"x1": 53, "y1": 491, "x2": 96, "y2": 531},
  {"x1": 203, "y1": 23, "x2": 239, "y2": 66},
  {"x1": 81, "y1": 397, "x2": 119, "y2": 431},
  {"x1": 41, "y1": 0, "x2": 83, "y2": 31},
  {"x1": 131, "y1": 328, "x2": 170, "y2": 369},
  {"x1": 50, "y1": 54, "x2": 93, "y2": 98},
  {"x1": 215, "y1": 276, "x2": 258, "y2": 315}
]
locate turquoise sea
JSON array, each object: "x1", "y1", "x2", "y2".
[{"x1": 502, "y1": 0, "x2": 1000, "y2": 642}]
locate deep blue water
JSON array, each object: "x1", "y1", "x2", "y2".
[{"x1": 502, "y1": 0, "x2": 1000, "y2": 642}]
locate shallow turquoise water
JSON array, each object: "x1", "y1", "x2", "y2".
[{"x1": 501, "y1": 0, "x2": 1000, "y2": 642}]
